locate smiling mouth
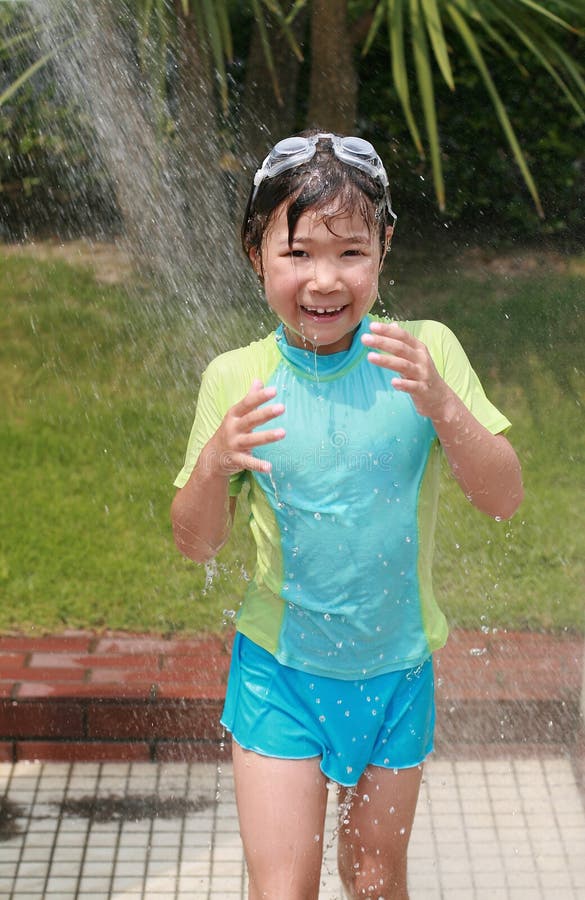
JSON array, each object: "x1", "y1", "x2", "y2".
[{"x1": 300, "y1": 305, "x2": 346, "y2": 318}]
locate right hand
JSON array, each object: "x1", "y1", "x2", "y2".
[{"x1": 204, "y1": 379, "x2": 286, "y2": 476}]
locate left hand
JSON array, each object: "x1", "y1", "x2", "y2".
[{"x1": 361, "y1": 321, "x2": 450, "y2": 420}]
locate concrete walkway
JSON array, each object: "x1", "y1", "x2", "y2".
[
  {"x1": 0, "y1": 628, "x2": 583, "y2": 897},
  {"x1": 1, "y1": 753, "x2": 585, "y2": 899}
]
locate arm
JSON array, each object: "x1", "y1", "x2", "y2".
[
  {"x1": 362, "y1": 322, "x2": 523, "y2": 520},
  {"x1": 171, "y1": 379, "x2": 286, "y2": 563}
]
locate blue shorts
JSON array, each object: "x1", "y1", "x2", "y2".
[{"x1": 221, "y1": 633, "x2": 435, "y2": 787}]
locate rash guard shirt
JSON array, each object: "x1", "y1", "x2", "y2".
[{"x1": 174, "y1": 316, "x2": 511, "y2": 679}]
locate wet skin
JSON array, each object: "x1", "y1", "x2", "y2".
[{"x1": 250, "y1": 201, "x2": 392, "y2": 355}]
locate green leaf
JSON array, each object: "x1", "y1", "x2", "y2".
[
  {"x1": 285, "y1": 0, "x2": 309, "y2": 27},
  {"x1": 411, "y1": 0, "x2": 445, "y2": 209},
  {"x1": 0, "y1": 36, "x2": 77, "y2": 108},
  {"x1": 201, "y1": 0, "x2": 229, "y2": 113},
  {"x1": 539, "y1": 28, "x2": 585, "y2": 100},
  {"x1": 389, "y1": 0, "x2": 424, "y2": 157},
  {"x1": 504, "y1": 17, "x2": 585, "y2": 122},
  {"x1": 511, "y1": 0, "x2": 583, "y2": 34},
  {"x1": 447, "y1": 2, "x2": 544, "y2": 218},
  {"x1": 216, "y1": 0, "x2": 233, "y2": 62},
  {"x1": 260, "y1": 0, "x2": 304, "y2": 62},
  {"x1": 251, "y1": 0, "x2": 283, "y2": 105},
  {"x1": 0, "y1": 27, "x2": 38, "y2": 58},
  {"x1": 465, "y1": 1, "x2": 529, "y2": 76},
  {"x1": 362, "y1": 0, "x2": 387, "y2": 57},
  {"x1": 421, "y1": 0, "x2": 455, "y2": 90}
]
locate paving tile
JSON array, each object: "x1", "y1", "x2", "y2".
[
  {"x1": 15, "y1": 740, "x2": 152, "y2": 762},
  {"x1": 0, "y1": 739, "x2": 14, "y2": 759},
  {"x1": 0, "y1": 635, "x2": 93, "y2": 653},
  {"x1": 14, "y1": 682, "x2": 155, "y2": 700},
  {"x1": 25, "y1": 653, "x2": 89, "y2": 672},
  {"x1": 0, "y1": 699, "x2": 84, "y2": 737},
  {"x1": 86, "y1": 700, "x2": 222, "y2": 740},
  {"x1": 94, "y1": 635, "x2": 211, "y2": 655}
]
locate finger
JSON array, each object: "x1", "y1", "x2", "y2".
[
  {"x1": 390, "y1": 377, "x2": 418, "y2": 393},
  {"x1": 233, "y1": 380, "x2": 278, "y2": 416},
  {"x1": 364, "y1": 350, "x2": 417, "y2": 379},
  {"x1": 216, "y1": 449, "x2": 273, "y2": 475},
  {"x1": 369, "y1": 321, "x2": 416, "y2": 344},
  {"x1": 223, "y1": 429, "x2": 286, "y2": 474},
  {"x1": 240, "y1": 401, "x2": 286, "y2": 432},
  {"x1": 361, "y1": 333, "x2": 416, "y2": 361},
  {"x1": 238, "y1": 425, "x2": 287, "y2": 449}
]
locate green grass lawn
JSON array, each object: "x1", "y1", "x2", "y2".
[{"x1": 1, "y1": 245, "x2": 584, "y2": 635}]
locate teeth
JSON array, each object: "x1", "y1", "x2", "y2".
[{"x1": 304, "y1": 306, "x2": 343, "y2": 314}]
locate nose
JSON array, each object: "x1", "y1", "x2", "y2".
[{"x1": 309, "y1": 257, "x2": 339, "y2": 293}]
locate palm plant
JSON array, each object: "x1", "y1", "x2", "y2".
[
  {"x1": 361, "y1": 0, "x2": 585, "y2": 215},
  {"x1": 2, "y1": 0, "x2": 584, "y2": 216}
]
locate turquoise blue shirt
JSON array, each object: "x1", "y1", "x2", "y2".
[{"x1": 175, "y1": 316, "x2": 511, "y2": 679}]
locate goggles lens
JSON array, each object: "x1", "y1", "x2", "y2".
[
  {"x1": 253, "y1": 136, "x2": 317, "y2": 183},
  {"x1": 252, "y1": 132, "x2": 396, "y2": 221}
]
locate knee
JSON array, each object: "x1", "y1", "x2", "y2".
[{"x1": 338, "y1": 850, "x2": 408, "y2": 899}]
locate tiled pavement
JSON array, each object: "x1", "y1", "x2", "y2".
[
  {"x1": 0, "y1": 629, "x2": 583, "y2": 897},
  {"x1": 1, "y1": 754, "x2": 585, "y2": 899}
]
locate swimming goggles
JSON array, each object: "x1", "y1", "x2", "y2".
[{"x1": 252, "y1": 132, "x2": 396, "y2": 220}]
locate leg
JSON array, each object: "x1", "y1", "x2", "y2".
[
  {"x1": 337, "y1": 763, "x2": 424, "y2": 899},
  {"x1": 232, "y1": 741, "x2": 329, "y2": 900}
]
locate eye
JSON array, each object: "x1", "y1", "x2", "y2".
[
  {"x1": 289, "y1": 249, "x2": 308, "y2": 258},
  {"x1": 343, "y1": 248, "x2": 363, "y2": 257}
]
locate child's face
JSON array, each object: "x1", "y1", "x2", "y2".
[{"x1": 250, "y1": 201, "x2": 390, "y2": 354}]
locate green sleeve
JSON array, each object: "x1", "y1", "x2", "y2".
[
  {"x1": 403, "y1": 319, "x2": 512, "y2": 435},
  {"x1": 173, "y1": 332, "x2": 281, "y2": 493},
  {"x1": 173, "y1": 360, "x2": 246, "y2": 495}
]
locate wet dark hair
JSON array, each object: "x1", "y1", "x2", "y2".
[{"x1": 241, "y1": 130, "x2": 393, "y2": 271}]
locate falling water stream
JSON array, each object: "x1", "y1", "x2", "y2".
[{"x1": 27, "y1": 0, "x2": 257, "y2": 344}]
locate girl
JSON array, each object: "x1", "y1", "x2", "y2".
[{"x1": 171, "y1": 132, "x2": 523, "y2": 900}]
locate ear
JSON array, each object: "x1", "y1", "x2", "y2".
[
  {"x1": 379, "y1": 225, "x2": 394, "y2": 270},
  {"x1": 249, "y1": 247, "x2": 263, "y2": 280}
]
